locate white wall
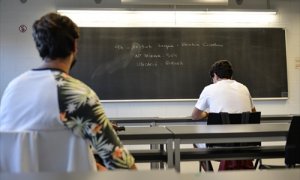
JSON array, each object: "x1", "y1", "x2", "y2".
[{"x1": 0, "y1": 0, "x2": 299, "y2": 118}]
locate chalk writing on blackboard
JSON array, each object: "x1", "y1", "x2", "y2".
[
  {"x1": 72, "y1": 28, "x2": 287, "y2": 100},
  {"x1": 113, "y1": 41, "x2": 224, "y2": 68}
]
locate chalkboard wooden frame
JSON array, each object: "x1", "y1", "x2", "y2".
[{"x1": 71, "y1": 27, "x2": 288, "y2": 102}]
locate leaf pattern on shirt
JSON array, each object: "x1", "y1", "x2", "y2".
[{"x1": 53, "y1": 71, "x2": 135, "y2": 170}]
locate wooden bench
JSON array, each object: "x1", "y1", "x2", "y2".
[
  {"x1": 130, "y1": 149, "x2": 168, "y2": 169},
  {"x1": 130, "y1": 145, "x2": 285, "y2": 170},
  {"x1": 179, "y1": 145, "x2": 285, "y2": 161},
  {"x1": 130, "y1": 149, "x2": 167, "y2": 163}
]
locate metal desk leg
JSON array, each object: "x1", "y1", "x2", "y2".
[
  {"x1": 174, "y1": 138, "x2": 181, "y2": 172},
  {"x1": 166, "y1": 139, "x2": 173, "y2": 168},
  {"x1": 150, "y1": 144, "x2": 159, "y2": 169},
  {"x1": 159, "y1": 144, "x2": 164, "y2": 169}
]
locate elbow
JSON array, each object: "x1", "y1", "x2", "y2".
[
  {"x1": 191, "y1": 114, "x2": 198, "y2": 120},
  {"x1": 192, "y1": 108, "x2": 202, "y2": 120}
]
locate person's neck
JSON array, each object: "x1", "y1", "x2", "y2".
[
  {"x1": 38, "y1": 57, "x2": 72, "y2": 74},
  {"x1": 216, "y1": 78, "x2": 231, "y2": 82}
]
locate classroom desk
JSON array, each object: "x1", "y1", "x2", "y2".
[
  {"x1": 0, "y1": 170, "x2": 178, "y2": 180},
  {"x1": 166, "y1": 123, "x2": 290, "y2": 171},
  {"x1": 1, "y1": 169, "x2": 299, "y2": 180},
  {"x1": 110, "y1": 114, "x2": 296, "y2": 126},
  {"x1": 110, "y1": 117, "x2": 203, "y2": 126},
  {"x1": 182, "y1": 169, "x2": 300, "y2": 180},
  {"x1": 117, "y1": 126, "x2": 174, "y2": 168}
]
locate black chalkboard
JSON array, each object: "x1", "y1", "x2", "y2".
[{"x1": 71, "y1": 28, "x2": 287, "y2": 100}]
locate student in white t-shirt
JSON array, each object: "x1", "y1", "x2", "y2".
[
  {"x1": 191, "y1": 60, "x2": 256, "y2": 171},
  {"x1": 192, "y1": 60, "x2": 256, "y2": 120}
]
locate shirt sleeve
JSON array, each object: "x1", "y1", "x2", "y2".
[
  {"x1": 53, "y1": 71, "x2": 135, "y2": 170},
  {"x1": 248, "y1": 91, "x2": 255, "y2": 110},
  {"x1": 195, "y1": 86, "x2": 209, "y2": 111},
  {"x1": 243, "y1": 84, "x2": 255, "y2": 110}
]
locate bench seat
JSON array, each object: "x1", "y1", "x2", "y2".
[
  {"x1": 130, "y1": 149, "x2": 167, "y2": 163},
  {"x1": 180, "y1": 145, "x2": 285, "y2": 161}
]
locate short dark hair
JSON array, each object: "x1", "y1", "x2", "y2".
[
  {"x1": 209, "y1": 60, "x2": 233, "y2": 79},
  {"x1": 32, "y1": 13, "x2": 79, "y2": 60}
]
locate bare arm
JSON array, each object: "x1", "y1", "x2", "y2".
[{"x1": 192, "y1": 108, "x2": 208, "y2": 120}]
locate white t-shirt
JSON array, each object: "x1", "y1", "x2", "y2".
[
  {"x1": 194, "y1": 79, "x2": 254, "y2": 148},
  {"x1": 195, "y1": 79, "x2": 254, "y2": 113}
]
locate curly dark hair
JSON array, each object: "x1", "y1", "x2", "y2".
[
  {"x1": 209, "y1": 60, "x2": 233, "y2": 79},
  {"x1": 32, "y1": 13, "x2": 79, "y2": 60}
]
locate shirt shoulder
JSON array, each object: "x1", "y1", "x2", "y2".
[{"x1": 52, "y1": 71, "x2": 97, "y2": 95}]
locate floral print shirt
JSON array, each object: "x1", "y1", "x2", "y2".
[
  {"x1": 53, "y1": 70, "x2": 135, "y2": 170},
  {"x1": 0, "y1": 68, "x2": 135, "y2": 170}
]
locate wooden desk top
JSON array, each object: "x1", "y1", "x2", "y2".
[
  {"x1": 110, "y1": 114, "x2": 296, "y2": 125},
  {"x1": 0, "y1": 170, "x2": 177, "y2": 180},
  {"x1": 183, "y1": 169, "x2": 300, "y2": 180},
  {"x1": 1, "y1": 169, "x2": 299, "y2": 180},
  {"x1": 116, "y1": 123, "x2": 289, "y2": 140},
  {"x1": 117, "y1": 126, "x2": 173, "y2": 140},
  {"x1": 166, "y1": 123, "x2": 289, "y2": 139}
]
